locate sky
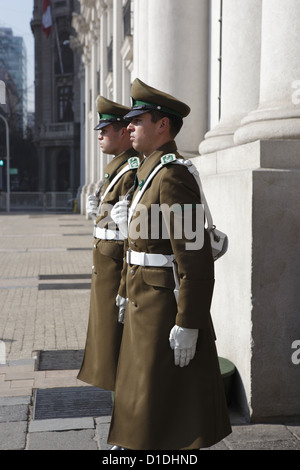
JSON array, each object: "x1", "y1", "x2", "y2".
[{"x1": 0, "y1": 0, "x2": 35, "y2": 111}]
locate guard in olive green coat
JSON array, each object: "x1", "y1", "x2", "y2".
[
  {"x1": 108, "y1": 79, "x2": 232, "y2": 449},
  {"x1": 77, "y1": 96, "x2": 139, "y2": 391}
]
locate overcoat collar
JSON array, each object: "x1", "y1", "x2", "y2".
[
  {"x1": 137, "y1": 140, "x2": 179, "y2": 182},
  {"x1": 103, "y1": 148, "x2": 138, "y2": 186}
]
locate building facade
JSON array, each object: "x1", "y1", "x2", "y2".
[
  {"x1": 73, "y1": 0, "x2": 300, "y2": 422},
  {"x1": 31, "y1": 0, "x2": 81, "y2": 195},
  {"x1": 0, "y1": 28, "x2": 28, "y2": 134}
]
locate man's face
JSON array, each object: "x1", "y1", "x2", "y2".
[
  {"x1": 127, "y1": 113, "x2": 160, "y2": 157},
  {"x1": 98, "y1": 124, "x2": 123, "y2": 155}
]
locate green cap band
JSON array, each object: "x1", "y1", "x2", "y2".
[
  {"x1": 98, "y1": 113, "x2": 126, "y2": 121},
  {"x1": 133, "y1": 100, "x2": 183, "y2": 119}
]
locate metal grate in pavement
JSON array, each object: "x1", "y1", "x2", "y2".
[
  {"x1": 63, "y1": 233, "x2": 90, "y2": 236},
  {"x1": 67, "y1": 248, "x2": 92, "y2": 251},
  {"x1": 37, "y1": 349, "x2": 84, "y2": 371},
  {"x1": 39, "y1": 274, "x2": 91, "y2": 280},
  {"x1": 33, "y1": 386, "x2": 112, "y2": 420},
  {"x1": 38, "y1": 283, "x2": 91, "y2": 290}
]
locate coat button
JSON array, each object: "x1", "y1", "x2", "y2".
[
  {"x1": 131, "y1": 301, "x2": 137, "y2": 307},
  {"x1": 130, "y1": 269, "x2": 135, "y2": 275}
]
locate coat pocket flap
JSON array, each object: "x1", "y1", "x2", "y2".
[
  {"x1": 98, "y1": 241, "x2": 123, "y2": 260},
  {"x1": 141, "y1": 267, "x2": 175, "y2": 289}
]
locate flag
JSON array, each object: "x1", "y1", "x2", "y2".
[{"x1": 42, "y1": 0, "x2": 52, "y2": 38}]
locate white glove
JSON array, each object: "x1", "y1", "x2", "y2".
[
  {"x1": 116, "y1": 294, "x2": 127, "y2": 324},
  {"x1": 111, "y1": 200, "x2": 130, "y2": 238},
  {"x1": 169, "y1": 325, "x2": 198, "y2": 367},
  {"x1": 86, "y1": 195, "x2": 99, "y2": 220}
]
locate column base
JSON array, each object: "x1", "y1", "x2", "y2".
[
  {"x1": 199, "y1": 115, "x2": 244, "y2": 155},
  {"x1": 234, "y1": 105, "x2": 300, "y2": 145}
]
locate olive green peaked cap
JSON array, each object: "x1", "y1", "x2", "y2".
[
  {"x1": 125, "y1": 78, "x2": 191, "y2": 119},
  {"x1": 94, "y1": 96, "x2": 131, "y2": 130}
]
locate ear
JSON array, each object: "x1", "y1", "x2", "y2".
[
  {"x1": 158, "y1": 117, "x2": 170, "y2": 135},
  {"x1": 120, "y1": 126, "x2": 127, "y2": 138}
]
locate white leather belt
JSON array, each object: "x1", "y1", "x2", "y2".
[
  {"x1": 94, "y1": 226, "x2": 124, "y2": 241},
  {"x1": 126, "y1": 250, "x2": 174, "y2": 267}
]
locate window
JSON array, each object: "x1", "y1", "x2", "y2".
[
  {"x1": 107, "y1": 40, "x2": 113, "y2": 73},
  {"x1": 57, "y1": 86, "x2": 73, "y2": 122},
  {"x1": 123, "y1": 1, "x2": 131, "y2": 37}
]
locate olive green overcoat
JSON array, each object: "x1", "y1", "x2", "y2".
[
  {"x1": 77, "y1": 149, "x2": 139, "y2": 391},
  {"x1": 108, "y1": 141, "x2": 232, "y2": 449}
]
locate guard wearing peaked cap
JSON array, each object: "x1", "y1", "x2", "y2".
[
  {"x1": 107, "y1": 80, "x2": 231, "y2": 450},
  {"x1": 77, "y1": 96, "x2": 140, "y2": 392},
  {"x1": 94, "y1": 96, "x2": 132, "y2": 130}
]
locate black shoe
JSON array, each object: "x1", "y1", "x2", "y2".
[{"x1": 110, "y1": 445, "x2": 125, "y2": 450}]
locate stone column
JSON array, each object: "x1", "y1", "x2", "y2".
[
  {"x1": 132, "y1": 0, "x2": 149, "y2": 82},
  {"x1": 235, "y1": 0, "x2": 300, "y2": 144},
  {"x1": 83, "y1": 49, "x2": 92, "y2": 189},
  {"x1": 113, "y1": 0, "x2": 122, "y2": 103},
  {"x1": 91, "y1": 29, "x2": 99, "y2": 183},
  {"x1": 100, "y1": 5, "x2": 108, "y2": 96},
  {"x1": 144, "y1": 0, "x2": 209, "y2": 153},
  {"x1": 199, "y1": 0, "x2": 262, "y2": 155},
  {"x1": 99, "y1": 6, "x2": 111, "y2": 180}
]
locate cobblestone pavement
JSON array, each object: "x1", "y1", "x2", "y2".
[{"x1": 0, "y1": 212, "x2": 299, "y2": 451}]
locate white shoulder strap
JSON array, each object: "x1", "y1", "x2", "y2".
[
  {"x1": 171, "y1": 159, "x2": 214, "y2": 230},
  {"x1": 128, "y1": 155, "x2": 214, "y2": 230},
  {"x1": 100, "y1": 164, "x2": 131, "y2": 204},
  {"x1": 128, "y1": 163, "x2": 163, "y2": 226}
]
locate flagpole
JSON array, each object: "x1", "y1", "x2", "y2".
[{"x1": 52, "y1": 6, "x2": 64, "y2": 75}]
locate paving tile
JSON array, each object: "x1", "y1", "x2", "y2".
[
  {"x1": 10, "y1": 379, "x2": 34, "y2": 389},
  {"x1": 0, "y1": 421, "x2": 27, "y2": 450},
  {"x1": 29, "y1": 417, "x2": 94, "y2": 433},
  {"x1": 227, "y1": 439, "x2": 300, "y2": 450},
  {"x1": 4, "y1": 369, "x2": 36, "y2": 381},
  {"x1": 0, "y1": 404, "x2": 29, "y2": 422},
  {"x1": 286, "y1": 424, "x2": 300, "y2": 440},
  {"x1": 225, "y1": 424, "x2": 294, "y2": 443},
  {"x1": 0, "y1": 387, "x2": 33, "y2": 398},
  {"x1": 0, "y1": 396, "x2": 31, "y2": 406},
  {"x1": 26, "y1": 429, "x2": 98, "y2": 450}
]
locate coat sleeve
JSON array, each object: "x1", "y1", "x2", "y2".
[{"x1": 159, "y1": 165, "x2": 215, "y2": 329}]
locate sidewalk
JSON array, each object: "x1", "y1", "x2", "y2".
[{"x1": 0, "y1": 212, "x2": 299, "y2": 451}]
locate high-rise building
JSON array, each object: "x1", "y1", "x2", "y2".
[{"x1": 0, "y1": 27, "x2": 28, "y2": 134}]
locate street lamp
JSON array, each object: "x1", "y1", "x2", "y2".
[{"x1": 0, "y1": 114, "x2": 10, "y2": 213}]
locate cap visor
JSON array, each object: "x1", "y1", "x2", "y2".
[
  {"x1": 124, "y1": 109, "x2": 150, "y2": 120},
  {"x1": 94, "y1": 121, "x2": 111, "y2": 130}
]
